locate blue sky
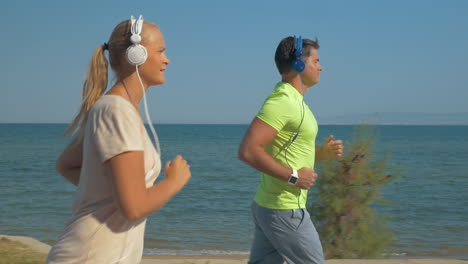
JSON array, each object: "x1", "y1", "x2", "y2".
[{"x1": 1, "y1": 0, "x2": 467, "y2": 124}]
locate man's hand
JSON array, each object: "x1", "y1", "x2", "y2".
[
  {"x1": 320, "y1": 135, "x2": 343, "y2": 160},
  {"x1": 296, "y1": 168, "x2": 318, "y2": 190}
]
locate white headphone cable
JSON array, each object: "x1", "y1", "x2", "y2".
[{"x1": 135, "y1": 65, "x2": 161, "y2": 156}]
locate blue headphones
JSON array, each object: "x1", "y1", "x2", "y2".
[{"x1": 291, "y1": 36, "x2": 305, "y2": 73}]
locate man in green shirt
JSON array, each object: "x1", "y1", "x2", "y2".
[{"x1": 239, "y1": 36, "x2": 343, "y2": 264}]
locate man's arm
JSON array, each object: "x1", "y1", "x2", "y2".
[
  {"x1": 315, "y1": 135, "x2": 343, "y2": 161},
  {"x1": 238, "y1": 117, "x2": 317, "y2": 190},
  {"x1": 56, "y1": 134, "x2": 83, "y2": 186}
]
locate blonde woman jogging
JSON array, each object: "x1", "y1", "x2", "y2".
[{"x1": 46, "y1": 15, "x2": 191, "y2": 263}]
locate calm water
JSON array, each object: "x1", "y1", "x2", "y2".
[{"x1": 0, "y1": 124, "x2": 467, "y2": 259}]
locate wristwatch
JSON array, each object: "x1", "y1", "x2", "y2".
[{"x1": 287, "y1": 169, "x2": 299, "y2": 185}]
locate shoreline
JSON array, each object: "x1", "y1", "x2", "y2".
[{"x1": 2, "y1": 234, "x2": 467, "y2": 264}]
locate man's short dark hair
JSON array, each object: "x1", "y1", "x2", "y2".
[{"x1": 274, "y1": 36, "x2": 320, "y2": 75}]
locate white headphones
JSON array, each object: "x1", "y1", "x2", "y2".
[
  {"x1": 123, "y1": 15, "x2": 161, "y2": 180},
  {"x1": 126, "y1": 15, "x2": 147, "y2": 66}
]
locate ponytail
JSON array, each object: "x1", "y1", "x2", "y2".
[{"x1": 65, "y1": 45, "x2": 108, "y2": 136}]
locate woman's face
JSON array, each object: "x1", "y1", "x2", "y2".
[{"x1": 138, "y1": 26, "x2": 170, "y2": 86}]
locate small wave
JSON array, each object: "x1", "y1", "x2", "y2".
[
  {"x1": 382, "y1": 252, "x2": 407, "y2": 258},
  {"x1": 12, "y1": 168, "x2": 33, "y2": 172}
]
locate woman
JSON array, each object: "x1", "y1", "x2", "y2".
[{"x1": 46, "y1": 16, "x2": 191, "y2": 263}]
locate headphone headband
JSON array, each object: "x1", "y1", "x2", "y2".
[
  {"x1": 291, "y1": 35, "x2": 305, "y2": 73},
  {"x1": 130, "y1": 15, "x2": 144, "y2": 44},
  {"x1": 294, "y1": 36, "x2": 303, "y2": 57}
]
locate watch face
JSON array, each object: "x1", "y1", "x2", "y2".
[{"x1": 289, "y1": 176, "x2": 298, "y2": 184}]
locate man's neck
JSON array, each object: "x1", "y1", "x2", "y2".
[{"x1": 281, "y1": 74, "x2": 306, "y2": 95}]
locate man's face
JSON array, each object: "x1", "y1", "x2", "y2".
[{"x1": 300, "y1": 48, "x2": 323, "y2": 87}]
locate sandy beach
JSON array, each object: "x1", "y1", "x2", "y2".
[
  {"x1": 2, "y1": 234, "x2": 467, "y2": 264},
  {"x1": 140, "y1": 256, "x2": 468, "y2": 264}
]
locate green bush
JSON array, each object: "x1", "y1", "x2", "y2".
[{"x1": 309, "y1": 125, "x2": 398, "y2": 259}]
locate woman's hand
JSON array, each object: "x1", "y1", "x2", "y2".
[
  {"x1": 56, "y1": 134, "x2": 83, "y2": 186},
  {"x1": 164, "y1": 155, "x2": 191, "y2": 191}
]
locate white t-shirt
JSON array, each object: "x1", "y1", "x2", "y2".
[{"x1": 47, "y1": 95, "x2": 161, "y2": 264}]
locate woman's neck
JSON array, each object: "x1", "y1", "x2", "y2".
[{"x1": 107, "y1": 74, "x2": 148, "y2": 112}]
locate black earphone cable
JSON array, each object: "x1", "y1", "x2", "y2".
[
  {"x1": 283, "y1": 96, "x2": 305, "y2": 169},
  {"x1": 271, "y1": 80, "x2": 305, "y2": 208}
]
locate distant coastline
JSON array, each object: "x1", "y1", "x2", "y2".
[{"x1": 318, "y1": 112, "x2": 468, "y2": 126}]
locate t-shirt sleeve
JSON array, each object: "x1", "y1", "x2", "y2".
[
  {"x1": 92, "y1": 104, "x2": 144, "y2": 163},
  {"x1": 256, "y1": 93, "x2": 296, "y2": 132}
]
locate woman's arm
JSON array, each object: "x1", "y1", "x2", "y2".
[
  {"x1": 56, "y1": 134, "x2": 83, "y2": 186},
  {"x1": 108, "y1": 152, "x2": 191, "y2": 221}
]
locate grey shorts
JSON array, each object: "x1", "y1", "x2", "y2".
[{"x1": 248, "y1": 202, "x2": 325, "y2": 264}]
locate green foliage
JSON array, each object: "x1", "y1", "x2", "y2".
[{"x1": 309, "y1": 124, "x2": 398, "y2": 259}]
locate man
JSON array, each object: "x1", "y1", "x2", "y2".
[{"x1": 238, "y1": 36, "x2": 343, "y2": 264}]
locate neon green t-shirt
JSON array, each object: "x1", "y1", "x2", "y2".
[{"x1": 254, "y1": 82, "x2": 318, "y2": 209}]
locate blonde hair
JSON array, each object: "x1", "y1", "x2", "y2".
[{"x1": 64, "y1": 45, "x2": 108, "y2": 136}]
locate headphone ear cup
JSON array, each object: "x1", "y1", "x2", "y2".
[
  {"x1": 291, "y1": 59, "x2": 305, "y2": 73},
  {"x1": 126, "y1": 44, "x2": 147, "y2": 66}
]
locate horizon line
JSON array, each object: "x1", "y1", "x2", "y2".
[{"x1": 1, "y1": 122, "x2": 468, "y2": 126}]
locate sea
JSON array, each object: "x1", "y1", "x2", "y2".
[{"x1": 0, "y1": 124, "x2": 467, "y2": 260}]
